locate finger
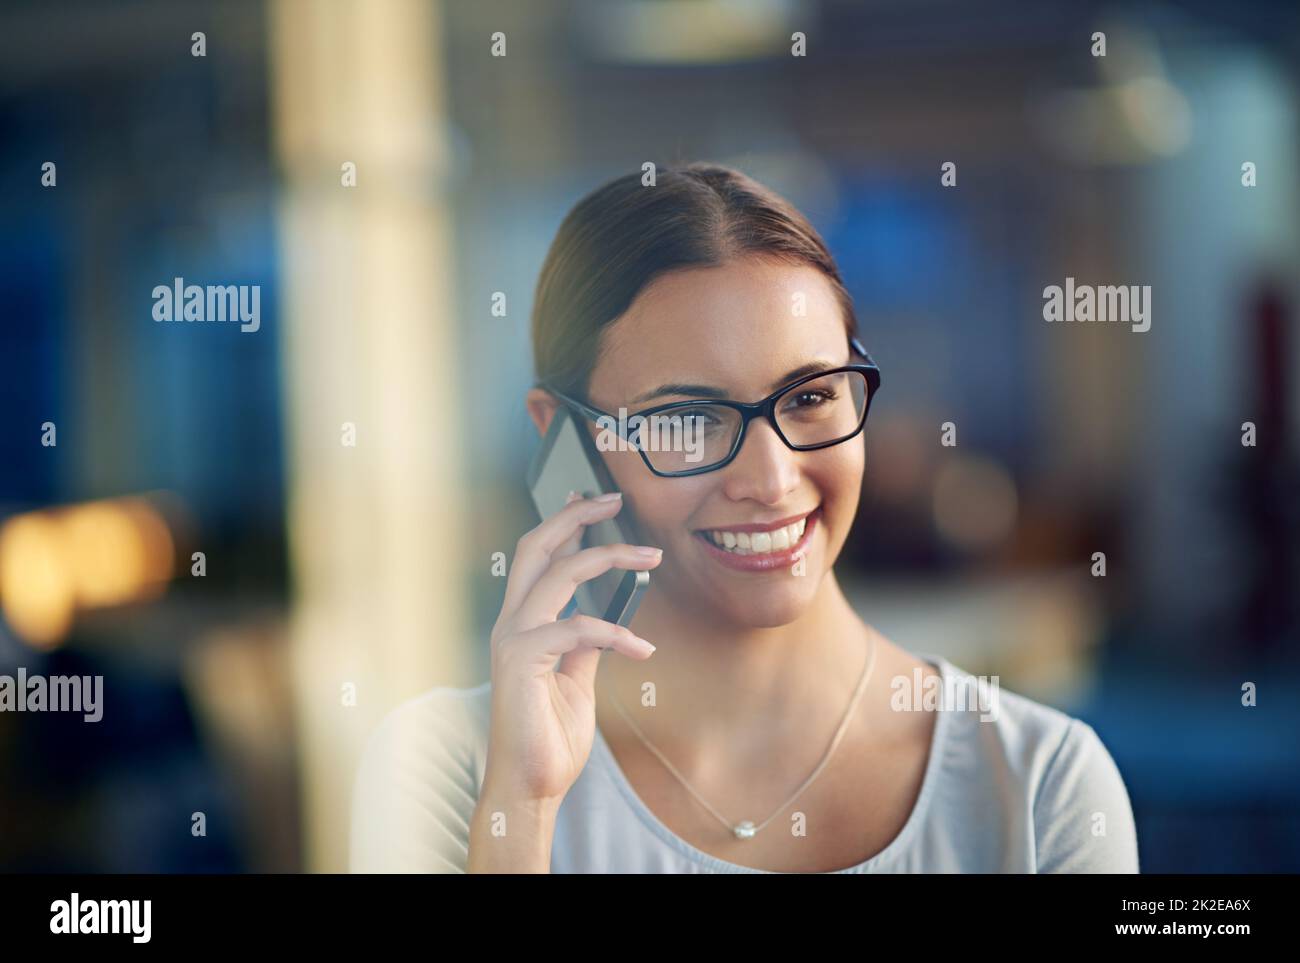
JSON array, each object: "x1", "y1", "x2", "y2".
[
  {"x1": 553, "y1": 490, "x2": 585, "y2": 560},
  {"x1": 555, "y1": 622, "x2": 655, "y2": 692},
  {"x1": 496, "y1": 615, "x2": 655, "y2": 679},
  {"x1": 511, "y1": 543, "x2": 662, "y2": 630},
  {"x1": 499, "y1": 494, "x2": 626, "y2": 620}
]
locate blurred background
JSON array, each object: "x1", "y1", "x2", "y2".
[{"x1": 1, "y1": 0, "x2": 1298, "y2": 873}]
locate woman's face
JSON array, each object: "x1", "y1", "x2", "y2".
[{"x1": 579, "y1": 256, "x2": 866, "y2": 629}]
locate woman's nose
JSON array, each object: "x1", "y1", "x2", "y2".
[{"x1": 720, "y1": 419, "x2": 801, "y2": 506}]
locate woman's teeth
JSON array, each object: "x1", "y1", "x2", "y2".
[{"x1": 704, "y1": 517, "x2": 807, "y2": 555}]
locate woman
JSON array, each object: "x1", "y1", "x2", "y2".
[{"x1": 350, "y1": 163, "x2": 1139, "y2": 874}]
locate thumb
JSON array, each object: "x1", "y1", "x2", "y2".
[{"x1": 555, "y1": 643, "x2": 603, "y2": 694}]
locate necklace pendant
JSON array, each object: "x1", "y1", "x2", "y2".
[{"x1": 733, "y1": 820, "x2": 756, "y2": 840}]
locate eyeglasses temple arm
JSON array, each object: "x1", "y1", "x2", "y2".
[
  {"x1": 850, "y1": 335, "x2": 878, "y2": 369},
  {"x1": 540, "y1": 385, "x2": 636, "y2": 441}
]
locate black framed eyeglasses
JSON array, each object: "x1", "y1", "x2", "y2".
[{"x1": 544, "y1": 335, "x2": 881, "y2": 478}]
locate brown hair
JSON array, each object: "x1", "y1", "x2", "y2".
[{"x1": 531, "y1": 162, "x2": 858, "y2": 396}]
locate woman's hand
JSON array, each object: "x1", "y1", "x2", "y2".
[{"x1": 481, "y1": 492, "x2": 661, "y2": 808}]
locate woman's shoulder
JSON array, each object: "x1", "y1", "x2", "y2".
[
  {"x1": 922, "y1": 652, "x2": 1139, "y2": 872},
  {"x1": 933, "y1": 655, "x2": 1076, "y2": 753},
  {"x1": 350, "y1": 680, "x2": 493, "y2": 873},
  {"x1": 360, "y1": 680, "x2": 493, "y2": 764}
]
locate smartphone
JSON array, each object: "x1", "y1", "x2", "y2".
[{"x1": 526, "y1": 406, "x2": 650, "y2": 627}]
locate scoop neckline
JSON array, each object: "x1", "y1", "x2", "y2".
[{"x1": 590, "y1": 652, "x2": 953, "y2": 874}]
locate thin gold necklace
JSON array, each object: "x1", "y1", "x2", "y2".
[{"x1": 603, "y1": 631, "x2": 878, "y2": 841}]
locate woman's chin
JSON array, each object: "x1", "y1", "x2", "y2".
[
  {"x1": 653, "y1": 549, "x2": 828, "y2": 628},
  {"x1": 712, "y1": 584, "x2": 819, "y2": 629}
]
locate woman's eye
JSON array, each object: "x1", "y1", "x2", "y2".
[
  {"x1": 683, "y1": 409, "x2": 725, "y2": 429},
  {"x1": 786, "y1": 389, "x2": 836, "y2": 409}
]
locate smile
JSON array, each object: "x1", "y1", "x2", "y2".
[
  {"x1": 703, "y1": 516, "x2": 807, "y2": 555},
  {"x1": 693, "y1": 508, "x2": 819, "y2": 571}
]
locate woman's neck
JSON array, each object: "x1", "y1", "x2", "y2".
[{"x1": 593, "y1": 572, "x2": 873, "y2": 764}]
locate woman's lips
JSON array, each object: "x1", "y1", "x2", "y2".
[
  {"x1": 693, "y1": 508, "x2": 819, "y2": 573},
  {"x1": 699, "y1": 511, "x2": 812, "y2": 534}
]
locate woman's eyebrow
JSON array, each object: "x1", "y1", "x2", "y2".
[{"x1": 629, "y1": 360, "x2": 841, "y2": 405}]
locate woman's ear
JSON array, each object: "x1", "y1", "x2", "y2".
[{"x1": 525, "y1": 387, "x2": 560, "y2": 438}]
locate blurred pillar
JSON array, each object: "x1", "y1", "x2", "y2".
[{"x1": 269, "y1": 0, "x2": 470, "y2": 872}]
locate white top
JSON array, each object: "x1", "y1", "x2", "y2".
[{"x1": 349, "y1": 652, "x2": 1139, "y2": 873}]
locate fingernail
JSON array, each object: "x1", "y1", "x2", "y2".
[
  {"x1": 593, "y1": 492, "x2": 622, "y2": 502},
  {"x1": 565, "y1": 490, "x2": 580, "y2": 504},
  {"x1": 636, "y1": 637, "x2": 656, "y2": 653},
  {"x1": 634, "y1": 545, "x2": 662, "y2": 557}
]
